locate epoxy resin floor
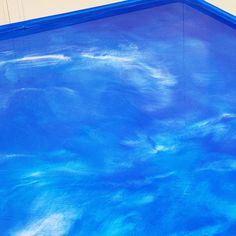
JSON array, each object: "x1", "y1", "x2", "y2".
[{"x1": 0, "y1": 2, "x2": 236, "y2": 235}]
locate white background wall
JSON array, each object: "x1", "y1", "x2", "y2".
[{"x1": 0, "y1": 0, "x2": 235, "y2": 25}]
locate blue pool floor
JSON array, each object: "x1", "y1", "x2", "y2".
[{"x1": 0, "y1": 2, "x2": 236, "y2": 235}]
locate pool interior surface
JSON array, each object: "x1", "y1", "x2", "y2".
[{"x1": 0, "y1": 2, "x2": 236, "y2": 235}]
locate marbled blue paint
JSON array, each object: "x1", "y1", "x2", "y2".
[{"x1": 0, "y1": 2, "x2": 236, "y2": 235}]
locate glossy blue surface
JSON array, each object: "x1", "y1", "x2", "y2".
[{"x1": 0, "y1": 2, "x2": 236, "y2": 235}]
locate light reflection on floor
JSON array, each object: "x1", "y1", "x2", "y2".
[{"x1": 0, "y1": 2, "x2": 236, "y2": 235}]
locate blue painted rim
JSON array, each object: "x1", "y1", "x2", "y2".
[{"x1": 0, "y1": 0, "x2": 235, "y2": 40}]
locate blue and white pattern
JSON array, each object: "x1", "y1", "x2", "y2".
[{"x1": 0, "y1": 2, "x2": 236, "y2": 235}]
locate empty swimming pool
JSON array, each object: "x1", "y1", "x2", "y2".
[{"x1": 0, "y1": 0, "x2": 236, "y2": 235}]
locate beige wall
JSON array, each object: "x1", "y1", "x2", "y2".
[
  {"x1": 0, "y1": 0, "x2": 235, "y2": 26},
  {"x1": 0, "y1": 0, "x2": 125, "y2": 25},
  {"x1": 0, "y1": 0, "x2": 9, "y2": 25},
  {"x1": 207, "y1": 0, "x2": 236, "y2": 16}
]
